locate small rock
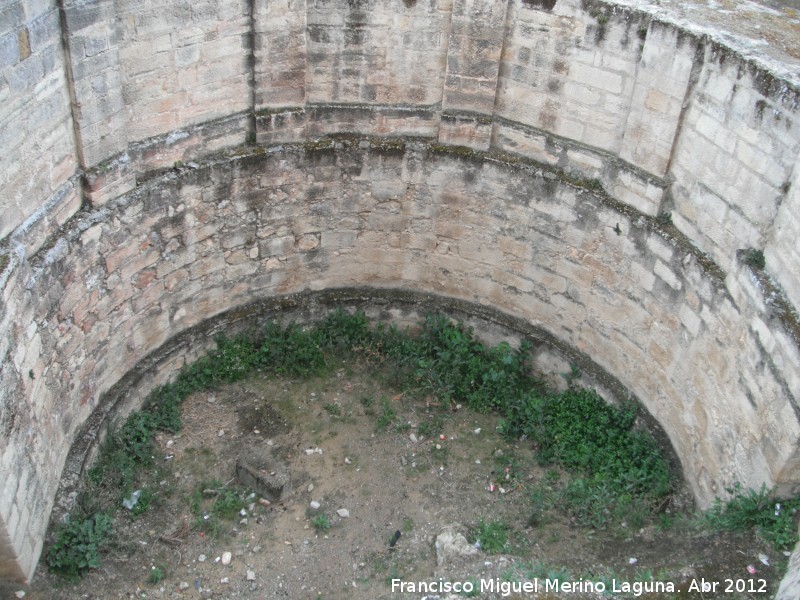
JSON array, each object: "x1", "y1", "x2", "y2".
[
  {"x1": 179, "y1": 582, "x2": 190, "y2": 590},
  {"x1": 409, "y1": 433, "x2": 418, "y2": 443},
  {"x1": 14, "y1": 592, "x2": 25, "y2": 599},
  {"x1": 246, "y1": 570, "x2": 256, "y2": 581},
  {"x1": 337, "y1": 508, "x2": 350, "y2": 518},
  {"x1": 309, "y1": 501, "x2": 321, "y2": 510},
  {"x1": 436, "y1": 444, "x2": 442, "y2": 450},
  {"x1": 221, "y1": 577, "x2": 230, "y2": 584},
  {"x1": 207, "y1": 395, "x2": 216, "y2": 403},
  {"x1": 435, "y1": 524, "x2": 478, "y2": 567},
  {"x1": 218, "y1": 429, "x2": 225, "y2": 437},
  {"x1": 473, "y1": 428, "x2": 481, "y2": 434},
  {"x1": 166, "y1": 439, "x2": 174, "y2": 448},
  {"x1": 344, "y1": 457, "x2": 352, "y2": 464},
  {"x1": 308, "y1": 483, "x2": 314, "y2": 492},
  {"x1": 400, "y1": 456, "x2": 407, "y2": 466},
  {"x1": 198, "y1": 554, "x2": 206, "y2": 562},
  {"x1": 221, "y1": 551, "x2": 232, "y2": 565},
  {"x1": 259, "y1": 498, "x2": 271, "y2": 507}
]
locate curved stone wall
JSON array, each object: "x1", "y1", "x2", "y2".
[{"x1": 1, "y1": 0, "x2": 799, "y2": 583}]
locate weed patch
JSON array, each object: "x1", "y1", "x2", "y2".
[
  {"x1": 470, "y1": 519, "x2": 512, "y2": 554},
  {"x1": 46, "y1": 514, "x2": 113, "y2": 581},
  {"x1": 50, "y1": 309, "x2": 681, "y2": 579},
  {"x1": 705, "y1": 483, "x2": 800, "y2": 551}
]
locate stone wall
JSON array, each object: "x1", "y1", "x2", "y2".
[{"x1": 1, "y1": 0, "x2": 798, "y2": 583}]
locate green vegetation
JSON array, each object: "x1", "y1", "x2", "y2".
[
  {"x1": 59, "y1": 309, "x2": 796, "y2": 580},
  {"x1": 323, "y1": 402, "x2": 342, "y2": 416},
  {"x1": 189, "y1": 481, "x2": 249, "y2": 538},
  {"x1": 46, "y1": 513, "x2": 113, "y2": 581},
  {"x1": 743, "y1": 247, "x2": 766, "y2": 269},
  {"x1": 148, "y1": 565, "x2": 166, "y2": 585},
  {"x1": 311, "y1": 514, "x2": 332, "y2": 531},
  {"x1": 705, "y1": 483, "x2": 800, "y2": 551},
  {"x1": 656, "y1": 211, "x2": 672, "y2": 225},
  {"x1": 376, "y1": 396, "x2": 397, "y2": 431},
  {"x1": 470, "y1": 519, "x2": 512, "y2": 554}
]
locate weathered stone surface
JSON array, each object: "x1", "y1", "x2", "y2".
[
  {"x1": 0, "y1": 0, "x2": 799, "y2": 587},
  {"x1": 235, "y1": 451, "x2": 291, "y2": 502},
  {"x1": 434, "y1": 524, "x2": 478, "y2": 567}
]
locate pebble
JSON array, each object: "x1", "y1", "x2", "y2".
[
  {"x1": 310, "y1": 501, "x2": 321, "y2": 510},
  {"x1": 246, "y1": 570, "x2": 256, "y2": 581},
  {"x1": 308, "y1": 483, "x2": 314, "y2": 492},
  {"x1": 221, "y1": 577, "x2": 230, "y2": 584},
  {"x1": 344, "y1": 457, "x2": 351, "y2": 464},
  {"x1": 221, "y1": 551, "x2": 232, "y2": 565},
  {"x1": 409, "y1": 433, "x2": 418, "y2": 443},
  {"x1": 198, "y1": 554, "x2": 206, "y2": 562},
  {"x1": 14, "y1": 592, "x2": 25, "y2": 599},
  {"x1": 258, "y1": 497, "x2": 271, "y2": 507},
  {"x1": 166, "y1": 439, "x2": 174, "y2": 448},
  {"x1": 337, "y1": 508, "x2": 350, "y2": 518},
  {"x1": 473, "y1": 428, "x2": 481, "y2": 434},
  {"x1": 218, "y1": 429, "x2": 225, "y2": 437},
  {"x1": 179, "y1": 582, "x2": 190, "y2": 590}
]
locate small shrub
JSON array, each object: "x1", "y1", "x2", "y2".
[
  {"x1": 743, "y1": 248, "x2": 766, "y2": 269},
  {"x1": 311, "y1": 514, "x2": 331, "y2": 531},
  {"x1": 212, "y1": 487, "x2": 247, "y2": 520},
  {"x1": 470, "y1": 519, "x2": 511, "y2": 554},
  {"x1": 323, "y1": 403, "x2": 342, "y2": 416},
  {"x1": 376, "y1": 397, "x2": 396, "y2": 431},
  {"x1": 656, "y1": 211, "x2": 672, "y2": 225},
  {"x1": 47, "y1": 514, "x2": 113, "y2": 581},
  {"x1": 148, "y1": 565, "x2": 166, "y2": 584}
]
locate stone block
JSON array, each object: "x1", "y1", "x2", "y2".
[{"x1": 235, "y1": 450, "x2": 291, "y2": 502}]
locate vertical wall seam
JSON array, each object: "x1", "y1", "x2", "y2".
[
  {"x1": 55, "y1": 0, "x2": 89, "y2": 207},
  {"x1": 435, "y1": 0, "x2": 456, "y2": 141},
  {"x1": 489, "y1": 0, "x2": 517, "y2": 148},
  {"x1": 660, "y1": 37, "x2": 705, "y2": 213},
  {"x1": 246, "y1": 0, "x2": 257, "y2": 139}
]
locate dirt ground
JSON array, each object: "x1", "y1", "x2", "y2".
[{"x1": 22, "y1": 359, "x2": 788, "y2": 600}]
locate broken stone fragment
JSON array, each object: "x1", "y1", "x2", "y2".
[
  {"x1": 434, "y1": 524, "x2": 478, "y2": 567},
  {"x1": 236, "y1": 450, "x2": 291, "y2": 502}
]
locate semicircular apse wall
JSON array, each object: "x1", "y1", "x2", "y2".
[{"x1": 1, "y1": 0, "x2": 799, "y2": 583}]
